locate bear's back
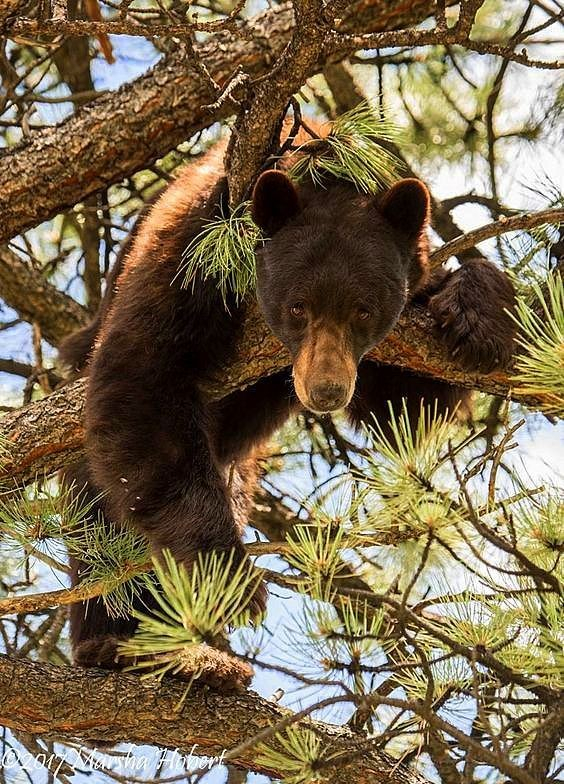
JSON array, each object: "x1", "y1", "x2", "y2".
[{"x1": 58, "y1": 118, "x2": 328, "y2": 373}]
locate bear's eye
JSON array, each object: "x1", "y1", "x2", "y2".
[
  {"x1": 290, "y1": 303, "x2": 306, "y2": 318},
  {"x1": 357, "y1": 308, "x2": 371, "y2": 321}
]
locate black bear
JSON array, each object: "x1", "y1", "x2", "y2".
[{"x1": 60, "y1": 133, "x2": 515, "y2": 687}]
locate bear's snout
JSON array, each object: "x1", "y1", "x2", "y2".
[
  {"x1": 292, "y1": 320, "x2": 357, "y2": 414},
  {"x1": 309, "y1": 382, "x2": 348, "y2": 412}
]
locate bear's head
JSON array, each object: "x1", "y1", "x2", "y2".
[{"x1": 252, "y1": 171, "x2": 430, "y2": 414}]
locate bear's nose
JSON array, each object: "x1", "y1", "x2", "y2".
[{"x1": 309, "y1": 382, "x2": 348, "y2": 412}]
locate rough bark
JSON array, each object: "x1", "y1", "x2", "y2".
[
  {"x1": 0, "y1": 299, "x2": 536, "y2": 488},
  {"x1": 0, "y1": 0, "x2": 26, "y2": 25},
  {"x1": 0, "y1": 654, "x2": 429, "y2": 784},
  {"x1": 0, "y1": 0, "x2": 443, "y2": 244},
  {"x1": 524, "y1": 704, "x2": 564, "y2": 781},
  {"x1": 227, "y1": 1, "x2": 326, "y2": 204},
  {"x1": 0, "y1": 247, "x2": 89, "y2": 345}
]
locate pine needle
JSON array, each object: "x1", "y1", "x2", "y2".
[
  {"x1": 511, "y1": 273, "x2": 564, "y2": 416},
  {"x1": 178, "y1": 201, "x2": 262, "y2": 307},
  {"x1": 66, "y1": 515, "x2": 150, "y2": 618},
  {"x1": 356, "y1": 401, "x2": 464, "y2": 541},
  {"x1": 286, "y1": 520, "x2": 350, "y2": 602},
  {"x1": 119, "y1": 549, "x2": 263, "y2": 669},
  {"x1": 290, "y1": 102, "x2": 403, "y2": 193},
  {"x1": 0, "y1": 480, "x2": 99, "y2": 547},
  {"x1": 255, "y1": 727, "x2": 336, "y2": 784}
]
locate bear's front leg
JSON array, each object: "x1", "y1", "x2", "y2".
[
  {"x1": 424, "y1": 258, "x2": 516, "y2": 373},
  {"x1": 85, "y1": 374, "x2": 267, "y2": 629}
]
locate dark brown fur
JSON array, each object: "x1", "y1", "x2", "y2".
[{"x1": 62, "y1": 136, "x2": 515, "y2": 681}]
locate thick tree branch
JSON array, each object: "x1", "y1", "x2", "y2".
[
  {"x1": 0, "y1": 300, "x2": 540, "y2": 488},
  {"x1": 0, "y1": 654, "x2": 429, "y2": 784},
  {"x1": 0, "y1": 0, "x2": 443, "y2": 244},
  {"x1": 227, "y1": 0, "x2": 327, "y2": 204},
  {"x1": 0, "y1": 247, "x2": 89, "y2": 345},
  {"x1": 524, "y1": 703, "x2": 564, "y2": 781}
]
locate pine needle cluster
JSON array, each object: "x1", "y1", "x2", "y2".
[
  {"x1": 178, "y1": 201, "x2": 261, "y2": 306},
  {"x1": 66, "y1": 515, "x2": 150, "y2": 618},
  {"x1": 255, "y1": 727, "x2": 334, "y2": 784},
  {"x1": 355, "y1": 401, "x2": 468, "y2": 547},
  {"x1": 511, "y1": 273, "x2": 564, "y2": 415},
  {"x1": 0, "y1": 481, "x2": 149, "y2": 617},
  {"x1": 118, "y1": 549, "x2": 263, "y2": 677},
  {"x1": 268, "y1": 403, "x2": 563, "y2": 728},
  {"x1": 290, "y1": 102, "x2": 402, "y2": 194}
]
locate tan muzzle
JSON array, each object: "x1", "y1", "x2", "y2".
[{"x1": 292, "y1": 321, "x2": 357, "y2": 413}]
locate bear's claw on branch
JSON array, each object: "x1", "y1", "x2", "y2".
[{"x1": 74, "y1": 635, "x2": 254, "y2": 693}]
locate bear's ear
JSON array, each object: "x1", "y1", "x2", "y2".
[
  {"x1": 251, "y1": 170, "x2": 300, "y2": 236},
  {"x1": 379, "y1": 178, "x2": 430, "y2": 240}
]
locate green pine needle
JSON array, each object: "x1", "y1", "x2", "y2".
[
  {"x1": 0, "y1": 481, "x2": 151, "y2": 617},
  {"x1": 178, "y1": 201, "x2": 262, "y2": 306},
  {"x1": 356, "y1": 401, "x2": 464, "y2": 541},
  {"x1": 255, "y1": 727, "x2": 335, "y2": 784},
  {"x1": 514, "y1": 493, "x2": 564, "y2": 572},
  {"x1": 286, "y1": 520, "x2": 350, "y2": 601},
  {"x1": 511, "y1": 273, "x2": 564, "y2": 416},
  {"x1": 0, "y1": 480, "x2": 99, "y2": 547},
  {"x1": 118, "y1": 549, "x2": 263, "y2": 668},
  {"x1": 301, "y1": 598, "x2": 387, "y2": 681},
  {"x1": 290, "y1": 102, "x2": 403, "y2": 194},
  {"x1": 66, "y1": 515, "x2": 151, "y2": 618},
  {"x1": 391, "y1": 655, "x2": 472, "y2": 702}
]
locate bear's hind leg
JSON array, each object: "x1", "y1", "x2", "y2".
[
  {"x1": 69, "y1": 576, "x2": 142, "y2": 670},
  {"x1": 65, "y1": 462, "x2": 253, "y2": 691},
  {"x1": 63, "y1": 460, "x2": 152, "y2": 669}
]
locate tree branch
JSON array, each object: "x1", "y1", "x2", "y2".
[
  {"x1": 0, "y1": 0, "x2": 26, "y2": 26},
  {"x1": 0, "y1": 654, "x2": 429, "y2": 784},
  {"x1": 429, "y1": 207, "x2": 564, "y2": 267},
  {"x1": 227, "y1": 0, "x2": 327, "y2": 204},
  {"x1": 327, "y1": 25, "x2": 562, "y2": 69},
  {"x1": 0, "y1": 541, "x2": 284, "y2": 618},
  {"x1": 0, "y1": 358, "x2": 60, "y2": 387},
  {"x1": 0, "y1": 300, "x2": 542, "y2": 488},
  {"x1": 524, "y1": 703, "x2": 564, "y2": 781},
  {"x1": 0, "y1": 358, "x2": 35, "y2": 378},
  {"x1": 0, "y1": 0, "x2": 444, "y2": 244},
  {"x1": 0, "y1": 247, "x2": 89, "y2": 345}
]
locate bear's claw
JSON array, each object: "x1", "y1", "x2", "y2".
[{"x1": 74, "y1": 635, "x2": 253, "y2": 693}]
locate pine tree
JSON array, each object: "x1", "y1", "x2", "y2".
[{"x1": 0, "y1": 2, "x2": 562, "y2": 783}]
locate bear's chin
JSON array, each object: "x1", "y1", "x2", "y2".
[{"x1": 299, "y1": 396, "x2": 351, "y2": 416}]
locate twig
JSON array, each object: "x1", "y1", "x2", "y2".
[{"x1": 429, "y1": 207, "x2": 564, "y2": 266}]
